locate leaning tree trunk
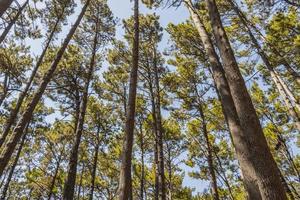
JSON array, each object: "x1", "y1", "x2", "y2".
[
  {"x1": 0, "y1": 0, "x2": 89, "y2": 177},
  {"x1": 198, "y1": 104, "x2": 219, "y2": 200},
  {"x1": 63, "y1": 8, "x2": 96, "y2": 199},
  {"x1": 153, "y1": 46, "x2": 166, "y2": 200},
  {"x1": 47, "y1": 157, "x2": 62, "y2": 200},
  {"x1": 0, "y1": 11, "x2": 64, "y2": 148},
  {"x1": 0, "y1": 0, "x2": 13, "y2": 17},
  {"x1": 0, "y1": 0, "x2": 28, "y2": 44},
  {"x1": 229, "y1": 0, "x2": 300, "y2": 131},
  {"x1": 0, "y1": 124, "x2": 28, "y2": 200},
  {"x1": 205, "y1": 0, "x2": 287, "y2": 199},
  {"x1": 118, "y1": 0, "x2": 139, "y2": 199},
  {"x1": 184, "y1": 1, "x2": 262, "y2": 199},
  {"x1": 0, "y1": 74, "x2": 8, "y2": 108}
]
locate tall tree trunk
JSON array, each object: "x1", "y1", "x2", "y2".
[
  {"x1": 0, "y1": 0, "x2": 89, "y2": 177},
  {"x1": 184, "y1": 1, "x2": 262, "y2": 199},
  {"x1": 153, "y1": 46, "x2": 166, "y2": 200},
  {"x1": 198, "y1": 104, "x2": 219, "y2": 200},
  {"x1": 76, "y1": 162, "x2": 85, "y2": 200},
  {"x1": 205, "y1": 0, "x2": 287, "y2": 199},
  {"x1": 89, "y1": 142, "x2": 100, "y2": 200},
  {"x1": 0, "y1": 0, "x2": 28, "y2": 44},
  {"x1": 0, "y1": 11, "x2": 63, "y2": 148},
  {"x1": 167, "y1": 145, "x2": 172, "y2": 200},
  {"x1": 0, "y1": 0, "x2": 13, "y2": 17},
  {"x1": 229, "y1": 0, "x2": 300, "y2": 131},
  {"x1": 0, "y1": 124, "x2": 28, "y2": 200},
  {"x1": 139, "y1": 123, "x2": 145, "y2": 200},
  {"x1": 47, "y1": 157, "x2": 61, "y2": 200},
  {"x1": 148, "y1": 69, "x2": 159, "y2": 200},
  {"x1": 118, "y1": 0, "x2": 139, "y2": 199},
  {"x1": 63, "y1": 7, "x2": 96, "y2": 198}
]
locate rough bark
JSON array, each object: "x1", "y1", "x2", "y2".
[
  {"x1": 0, "y1": 0, "x2": 13, "y2": 17},
  {"x1": 0, "y1": 0, "x2": 89, "y2": 177},
  {"x1": 117, "y1": 0, "x2": 139, "y2": 199},
  {"x1": 205, "y1": 0, "x2": 287, "y2": 199},
  {"x1": 0, "y1": 11, "x2": 63, "y2": 148},
  {"x1": 0, "y1": 73, "x2": 8, "y2": 107},
  {"x1": 184, "y1": 1, "x2": 262, "y2": 199},
  {"x1": 0, "y1": 0, "x2": 28, "y2": 44}
]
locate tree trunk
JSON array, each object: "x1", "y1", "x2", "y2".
[
  {"x1": 205, "y1": 0, "x2": 287, "y2": 199},
  {"x1": 118, "y1": 0, "x2": 139, "y2": 199},
  {"x1": 198, "y1": 104, "x2": 219, "y2": 200},
  {"x1": 89, "y1": 142, "x2": 100, "y2": 200},
  {"x1": 0, "y1": 0, "x2": 89, "y2": 177},
  {"x1": 148, "y1": 68, "x2": 159, "y2": 200},
  {"x1": 0, "y1": 124, "x2": 28, "y2": 200},
  {"x1": 184, "y1": 1, "x2": 262, "y2": 199},
  {"x1": 47, "y1": 158, "x2": 61, "y2": 200},
  {"x1": 153, "y1": 46, "x2": 166, "y2": 200},
  {"x1": 63, "y1": 6, "x2": 96, "y2": 198},
  {"x1": 0, "y1": 0, "x2": 28, "y2": 44},
  {"x1": 0, "y1": 0, "x2": 13, "y2": 17},
  {"x1": 139, "y1": 123, "x2": 145, "y2": 200},
  {"x1": 229, "y1": 0, "x2": 300, "y2": 131},
  {"x1": 0, "y1": 11, "x2": 63, "y2": 148}
]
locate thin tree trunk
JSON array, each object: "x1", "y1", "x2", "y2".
[
  {"x1": 47, "y1": 157, "x2": 61, "y2": 200},
  {"x1": 118, "y1": 0, "x2": 139, "y2": 199},
  {"x1": 229, "y1": 0, "x2": 300, "y2": 131},
  {"x1": 148, "y1": 70, "x2": 159, "y2": 200},
  {"x1": 0, "y1": 0, "x2": 13, "y2": 17},
  {"x1": 0, "y1": 11, "x2": 63, "y2": 148},
  {"x1": 153, "y1": 46, "x2": 166, "y2": 200},
  {"x1": 0, "y1": 0, "x2": 89, "y2": 177},
  {"x1": 89, "y1": 142, "x2": 100, "y2": 200},
  {"x1": 139, "y1": 123, "x2": 145, "y2": 200},
  {"x1": 76, "y1": 162, "x2": 85, "y2": 200},
  {"x1": 205, "y1": 0, "x2": 287, "y2": 199},
  {"x1": 167, "y1": 146, "x2": 172, "y2": 200},
  {"x1": 184, "y1": 1, "x2": 262, "y2": 199},
  {"x1": 198, "y1": 104, "x2": 219, "y2": 200},
  {"x1": 0, "y1": 124, "x2": 28, "y2": 200},
  {"x1": 0, "y1": 0, "x2": 28, "y2": 44},
  {"x1": 63, "y1": 6, "x2": 96, "y2": 198}
]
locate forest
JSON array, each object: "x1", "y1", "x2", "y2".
[{"x1": 0, "y1": 0, "x2": 299, "y2": 199}]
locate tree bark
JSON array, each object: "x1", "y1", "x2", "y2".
[
  {"x1": 0, "y1": 10, "x2": 63, "y2": 148},
  {"x1": 0, "y1": 0, "x2": 13, "y2": 17},
  {"x1": 205, "y1": 0, "x2": 287, "y2": 199},
  {"x1": 89, "y1": 142, "x2": 100, "y2": 200},
  {"x1": 198, "y1": 104, "x2": 219, "y2": 200},
  {"x1": 47, "y1": 157, "x2": 61, "y2": 200},
  {"x1": 118, "y1": 0, "x2": 139, "y2": 199},
  {"x1": 0, "y1": 0, "x2": 28, "y2": 44},
  {"x1": 0, "y1": 73, "x2": 8, "y2": 108},
  {"x1": 153, "y1": 46, "x2": 166, "y2": 200},
  {"x1": 0, "y1": 124, "x2": 28, "y2": 200},
  {"x1": 229, "y1": 0, "x2": 300, "y2": 131},
  {"x1": 0, "y1": 0, "x2": 89, "y2": 177},
  {"x1": 63, "y1": 4, "x2": 96, "y2": 198},
  {"x1": 184, "y1": 1, "x2": 262, "y2": 199}
]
